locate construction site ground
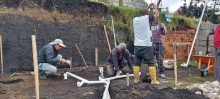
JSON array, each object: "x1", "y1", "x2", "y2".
[{"x1": 0, "y1": 63, "x2": 213, "y2": 99}]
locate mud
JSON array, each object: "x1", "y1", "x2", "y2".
[{"x1": 0, "y1": 65, "x2": 209, "y2": 99}]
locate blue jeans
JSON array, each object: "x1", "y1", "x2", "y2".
[
  {"x1": 215, "y1": 48, "x2": 220, "y2": 81},
  {"x1": 153, "y1": 43, "x2": 164, "y2": 74},
  {"x1": 38, "y1": 54, "x2": 62, "y2": 74}
]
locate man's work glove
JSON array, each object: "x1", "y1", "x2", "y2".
[
  {"x1": 65, "y1": 60, "x2": 71, "y2": 66},
  {"x1": 116, "y1": 70, "x2": 123, "y2": 76}
]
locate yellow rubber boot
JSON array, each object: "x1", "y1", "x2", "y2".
[
  {"x1": 148, "y1": 66, "x2": 160, "y2": 85},
  {"x1": 133, "y1": 66, "x2": 140, "y2": 84}
]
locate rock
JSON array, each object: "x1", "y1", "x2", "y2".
[
  {"x1": 82, "y1": 91, "x2": 94, "y2": 96},
  {"x1": 199, "y1": 85, "x2": 205, "y2": 88},
  {"x1": 203, "y1": 89, "x2": 209, "y2": 93},
  {"x1": 205, "y1": 81, "x2": 211, "y2": 84},
  {"x1": 213, "y1": 93, "x2": 218, "y2": 95},
  {"x1": 214, "y1": 88, "x2": 219, "y2": 93},
  {"x1": 207, "y1": 93, "x2": 214, "y2": 98},
  {"x1": 206, "y1": 87, "x2": 214, "y2": 92},
  {"x1": 211, "y1": 81, "x2": 219, "y2": 87},
  {"x1": 186, "y1": 86, "x2": 190, "y2": 89},
  {"x1": 195, "y1": 91, "x2": 202, "y2": 95},
  {"x1": 214, "y1": 95, "x2": 220, "y2": 99}
]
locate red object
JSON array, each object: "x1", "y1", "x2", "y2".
[
  {"x1": 104, "y1": 25, "x2": 111, "y2": 53},
  {"x1": 214, "y1": 25, "x2": 220, "y2": 48}
]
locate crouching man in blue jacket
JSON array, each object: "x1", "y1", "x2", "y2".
[{"x1": 38, "y1": 39, "x2": 70, "y2": 80}]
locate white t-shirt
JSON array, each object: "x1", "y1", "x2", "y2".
[{"x1": 133, "y1": 15, "x2": 152, "y2": 46}]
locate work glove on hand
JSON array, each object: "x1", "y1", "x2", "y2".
[
  {"x1": 116, "y1": 70, "x2": 123, "y2": 76},
  {"x1": 65, "y1": 60, "x2": 71, "y2": 66}
]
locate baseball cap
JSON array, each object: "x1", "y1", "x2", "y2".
[{"x1": 49, "y1": 39, "x2": 66, "y2": 47}]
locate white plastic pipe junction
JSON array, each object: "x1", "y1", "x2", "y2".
[{"x1": 63, "y1": 72, "x2": 140, "y2": 99}]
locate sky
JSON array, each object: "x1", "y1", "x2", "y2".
[{"x1": 144, "y1": 0, "x2": 215, "y2": 13}]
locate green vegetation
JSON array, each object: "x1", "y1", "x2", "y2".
[
  {"x1": 105, "y1": 3, "x2": 201, "y2": 43},
  {"x1": 106, "y1": 3, "x2": 139, "y2": 44},
  {"x1": 159, "y1": 13, "x2": 199, "y2": 30}
]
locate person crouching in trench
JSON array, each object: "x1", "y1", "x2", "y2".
[
  {"x1": 37, "y1": 39, "x2": 70, "y2": 80},
  {"x1": 106, "y1": 43, "x2": 133, "y2": 77}
]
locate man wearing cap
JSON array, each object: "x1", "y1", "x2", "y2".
[
  {"x1": 214, "y1": 11, "x2": 220, "y2": 81},
  {"x1": 106, "y1": 43, "x2": 133, "y2": 77},
  {"x1": 38, "y1": 39, "x2": 70, "y2": 80}
]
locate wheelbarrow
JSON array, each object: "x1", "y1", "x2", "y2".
[
  {"x1": 192, "y1": 32, "x2": 215, "y2": 77},
  {"x1": 193, "y1": 55, "x2": 215, "y2": 77}
]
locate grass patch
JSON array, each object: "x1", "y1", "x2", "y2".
[
  {"x1": 159, "y1": 13, "x2": 199, "y2": 31},
  {"x1": 177, "y1": 59, "x2": 198, "y2": 67}
]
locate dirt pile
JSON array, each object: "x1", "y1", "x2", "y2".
[{"x1": 109, "y1": 81, "x2": 208, "y2": 99}]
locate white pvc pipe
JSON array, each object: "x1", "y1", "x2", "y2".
[
  {"x1": 186, "y1": 0, "x2": 208, "y2": 66},
  {"x1": 66, "y1": 72, "x2": 88, "y2": 81},
  {"x1": 65, "y1": 72, "x2": 107, "y2": 87},
  {"x1": 100, "y1": 72, "x2": 141, "y2": 81},
  {"x1": 102, "y1": 80, "x2": 111, "y2": 99},
  {"x1": 64, "y1": 72, "x2": 141, "y2": 99}
]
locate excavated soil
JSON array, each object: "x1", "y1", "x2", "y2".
[{"x1": 0, "y1": 66, "x2": 209, "y2": 99}]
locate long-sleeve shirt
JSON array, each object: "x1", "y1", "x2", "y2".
[
  {"x1": 151, "y1": 23, "x2": 167, "y2": 43},
  {"x1": 107, "y1": 48, "x2": 133, "y2": 71},
  {"x1": 214, "y1": 25, "x2": 220, "y2": 48},
  {"x1": 38, "y1": 44, "x2": 60, "y2": 64}
]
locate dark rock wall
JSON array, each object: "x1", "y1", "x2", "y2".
[{"x1": 0, "y1": 0, "x2": 112, "y2": 73}]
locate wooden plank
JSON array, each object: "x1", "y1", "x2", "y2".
[
  {"x1": 126, "y1": 73, "x2": 129, "y2": 86},
  {"x1": 31, "y1": 35, "x2": 40, "y2": 99},
  {"x1": 70, "y1": 57, "x2": 72, "y2": 70},
  {"x1": 0, "y1": 35, "x2": 3, "y2": 74},
  {"x1": 104, "y1": 25, "x2": 111, "y2": 53},
  {"x1": 174, "y1": 43, "x2": 177, "y2": 86},
  {"x1": 75, "y1": 44, "x2": 88, "y2": 68},
  {"x1": 95, "y1": 48, "x2": 98, "y2": 66}
]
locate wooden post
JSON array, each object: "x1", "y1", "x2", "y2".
[
  {"x1": 95, "y1": 48, "x2": 98, "y2": 66},
  {"x1": 104, "y1": 25, "x2": 111, "y2": 53},
  {"x1": 31, "y1": 35, "x2": 40, "y2": 99},
  {"x1": 111, "y1": 15, "x2": 117, "y2": 48},
  {"x1": 126, "y1": 73, "x2": 129, "y2": 86},
  {"x1": 75, "y1": 44, "x2": 88, "y2": 68},
  {"x1": 0, "y1": 35, "x2": 3, "y2": 75},
  {"x1": 174, "y1": 43, "x2": 177, "y2": 86},
  {"x1": 70, "y1": 57, "x2": 72, "y2": 70}
]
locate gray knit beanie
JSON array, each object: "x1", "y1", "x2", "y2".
[{"x1": 117, "y1": 43, "x2": 126, "y2": 50}]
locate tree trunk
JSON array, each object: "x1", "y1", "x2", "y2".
[{"x1": 157, "y1": 0, "x2": 161, "y2": 9}]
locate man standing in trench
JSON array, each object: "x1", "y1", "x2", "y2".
[
  {"x1": 133, "y1": 3, "x2": 159, "y2": 85},
  {"x1": 38, "y1": 39, "x2": 70, "y2": 80},
  {"x1": 214, "y1": 11, "x2": 220, "y2": 81}
]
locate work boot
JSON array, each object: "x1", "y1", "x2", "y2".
[
  {"x1": 149, "y1": 66, "x2": 160, "y2": 85},
  {"x1": 133, "y1": 66, "x2": 140, "y2": 84},
  {"x1": 47, "y1": 73, "x2": 61, "y2": 77},
  {"x1": 39, "y1": 70, "x2": 47, "y2": 80}
]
